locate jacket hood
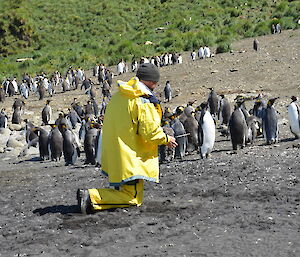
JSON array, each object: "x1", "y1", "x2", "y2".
[{"x1": 117, "y1": 77, "x2": 152, "y2": 98}]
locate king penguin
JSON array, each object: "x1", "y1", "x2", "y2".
[
  {"x1": 229, "y1": 101, "x2": 248, "y2": 151},
  {"x1": 0, "y1": 109, "x2": 8, "y2": 128},
  {"x1": 0, "y1": 85, "x2": 5, "y2": 103},
  {"x1": 170, "y1": 116, "x2": 187, "y2": 159},
  {"x1": 48, "y1": 124, "x2": 63, "y2": 161},
  {"x1": 164, "y1": 81, "x2": 172, "y2": 102},
  {"x1": 12, "y1": 106, "x2": 22, "y2": 124},
  {"x1": 61, "y1": 124, "x2": 80, "y2": 166},
  {"x1": 287, "y1": 96, "x2": 300, "y2": 139},
  {"x1": 84, "y1": 124, "x2": 98, "y2": 165},
  {"x1": 41, "y1": 100, "x2": 52, "y2": 125},
  {"x1": 159, "y1": 120, "x2": 175, "y2": 163},
  {"x1": 262, "y1": 98, "x2": 279, "y2": 145},
  {"x1": 207, "y1": 88, "x2": 219, "y2": 119},
  {"x1": 218, "y1": 94, "x2": 231, "y2": 126},
  {"x1": 198, "y1": 102, "x2": 216, "y2": 158},
  {"x1": 183, "y1": 107, "x2": 198, "y2": 153},
  {"x1": 34, "y1": 127, "x2": 49, "y2": 160}
]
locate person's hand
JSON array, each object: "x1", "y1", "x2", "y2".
[{"x1": 166, "y1": 136, "x2": 178, "y2": 149}]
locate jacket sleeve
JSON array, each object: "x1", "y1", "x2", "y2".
[{"x1": 137, "y1": 102, "x2": 170, "y2": 145}]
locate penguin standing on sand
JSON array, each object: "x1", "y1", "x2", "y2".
[
  {"x1": 218, "y1": 94, "x2": 231, "y2": 126},
  {"x1": 253, "y1": 39, "x2": 259, "y2": 51},
  {"x1": 262, "y1": 98, "x2": 279, "y2": 145},
  {"x1": 37, "y1": 81, "x2": 45, "y2": 100},
  {"x1": 84, "y1": 124, "x2": 98, "y2": 165},
  {"x1": 207, "y1": 88, "x2": 219, "y2": 119},
  {"x1": 24, "y1": 119, "x2": 38, "y2": 147},
  {"x1": 183, "y1": 108, "x2": 198, "y2": 153},
  {"x1": 41, "y1": 100, "x2": 52, "y2": 125},
  {"x1": 171, "y1": 116, "x2": 187, "y2": 159},
  {"x1": 12, "y1": 106, "x2": 22, "y2": 124},
  {"x1": 61, "y1": 124, "x2": 80, "y2": 166},
  {"x1": 246, "y1": 116, "x2": 260, "y2": 144},
  {"x1": 13, "y1": 98, "x2": 25, "y2": 111},
  {"x1": 0, "y1": 109, "x2": 8, "y2": 128},
  {"x1": 95, "y1": 126, "x2": 103, "y2": 167},
  {"x1": 67, "y1": 108, "x2": 81, "y2": 129},
  {"x1": 164, "y1": 81, "x2": 172, "y2": 102},
  {"x1": 229, "y1": 101, "x2": 248, "y2": 151},
  {"x1": 159, "y1": 120, "x2": 175, "y2": 163},
  {"x1": 34, "y1": 127, "x2": 49, "y2": 160},
  {"x1": 48, "y1": 125, "x2": 63, "y2": 161},
  {"x1": 0, "y1": 85, "x2": 5, "y2": 103},
  {"x1": 251, "y1": 97, "x2": 266, "y2": 137},
  {"x1": 198, "y1": 102, "x2": 215, "y2": 158},
  {"x1": 287, "y1": 96, "x2": 300, "y2": 139}
]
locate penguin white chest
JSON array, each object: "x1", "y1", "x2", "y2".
[
  {"x1": 288, "y1": 103, "x2": 300, "y2": 137},
  {"x1": 200, "y1": 111, "x2": 215, "y2": 156}
]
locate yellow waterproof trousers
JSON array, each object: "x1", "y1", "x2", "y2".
[{"x1": 88, "y1": 180, "x2": 144, "y2": 211}]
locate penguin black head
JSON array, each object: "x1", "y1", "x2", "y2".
[
  {"x1": 175, "y1": 106, "x2": 184, "y2": 116},
  {"x1": 220, "y1": 94, "x2": 225, "y2": 99},
  {"x1": 199, "y1": 102, "x2": 208, "y2": 111},
  {"x1": 254, "y1": 99, "x2": 262, "y2": 107},
  {"x1": 187, "y1": 100, "x2": 196, "y2": 106},
  {"x1": 267, "y1": 97, "x2": 279, "y2": 106},
  {"x1": 291, "y1": 96, "x2": 297, "y2": 102}
]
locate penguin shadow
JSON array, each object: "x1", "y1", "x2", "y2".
[
  {"x1": 16, "y1": 156, "x2": 44, "y2": 163},
  {"x1": 33, "y1": 204, "x2": 81, "y2": 216},
  {"x1": 215, "y1": 138, "x2": 230, "y2": 143},
  {"x1": 177, "y1": 157, "x2": 202, "y2": 162},
  {"x1": 280, "y1": 137, "x2": 298, "y2": 143},
  {"x1": 212, "y1": 148, "x2": 232, "y2": 153}
]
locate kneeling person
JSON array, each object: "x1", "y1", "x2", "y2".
[{"x1": 77, "y1": 63, "x2": 177, "y2": 214}]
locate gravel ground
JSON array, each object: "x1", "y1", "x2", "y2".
[{"x1": 0, "y1": 29, "x2": 299, "y2": 257}]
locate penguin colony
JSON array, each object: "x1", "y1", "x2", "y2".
[
  {"x1": 159, "y1": 89, "x2": 299, "y2": 162},
  {"x1": 0, "y1": 66, "x2": 299, "y2": 166},
  {"x1": 0, "y1": 66, "x2": 111, "y2": 166}
]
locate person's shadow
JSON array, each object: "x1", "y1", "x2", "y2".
[{"x1": 33, "y1": 205, "x2": 80, "y2": 215}]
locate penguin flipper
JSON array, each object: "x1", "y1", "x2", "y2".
[
  {"x1": 72, "y1": 148, "x2": 78, "y2": 165},
  {"x1": 198, "y1": 124, "x2": 203, "y2": 147}
]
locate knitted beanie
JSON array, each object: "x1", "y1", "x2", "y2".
[{"x1": 136, "y1": 63, "x2": 160, "y2": 82}]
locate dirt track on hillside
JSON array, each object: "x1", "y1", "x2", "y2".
[{"x1": 0, "y1": 30, "x2": 300, "y2": 257}]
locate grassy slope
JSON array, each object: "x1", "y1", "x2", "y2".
[{"x1": 0, "y1": 0, "x2": 299, "y2": 78}]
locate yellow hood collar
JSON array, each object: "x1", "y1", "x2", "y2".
[{"x1": 117, "y1": 77, "x2": 151, "y2": 98}]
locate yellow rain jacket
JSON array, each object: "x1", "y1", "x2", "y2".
[{"x1": 101, "y1": 77, "x2": 170, "y2": 186}]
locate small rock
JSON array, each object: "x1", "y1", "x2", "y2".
[
  {"x1": 9, "y1": 124, "x2": 23, "y2": 131},
  {"x1": 6, "y1": 138, "x2": 24, "y2": 148}
]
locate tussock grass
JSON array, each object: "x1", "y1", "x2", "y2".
[{"x1": 0, "y1": 0, "x2": 299, "y2": 78}]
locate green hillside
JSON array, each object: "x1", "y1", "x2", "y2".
[{"x1": 0, "y1": 0, "x2": 299, "y2": 78}]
